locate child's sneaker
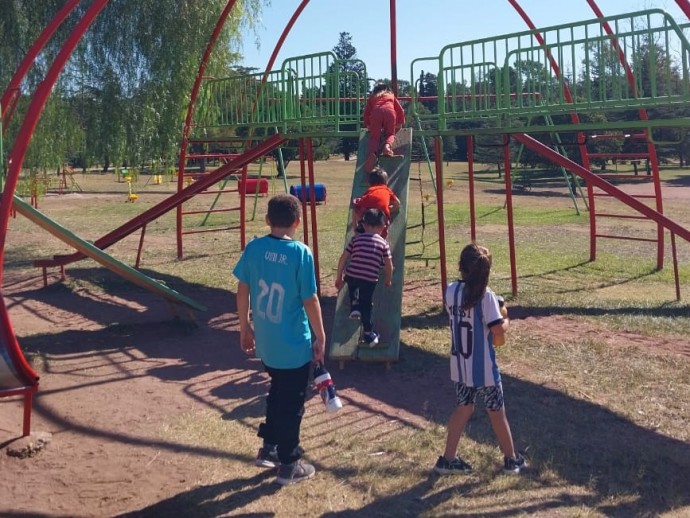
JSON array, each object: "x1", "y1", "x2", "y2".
[
  {"x1": 276, "y1": 460, "x2": 316, "y2": 486},
  {"x1": 503, "y1": 452, "x2": 527, "y2": 474},
  {"x1": 433, "y1": 455, "x2": 473, "y2": 474},
  {"x1": 363, "y1": 331, "x2": 379, "y2": 347},
  {"x1": 255, "y1": 446, "x2": 279, "y2": 468},
  {"x1": 349, "y1": 310, "x2": 361, "y2": 320}
]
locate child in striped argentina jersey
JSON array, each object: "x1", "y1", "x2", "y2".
[
  {"x1": 335, "y1": 209, "x2": 393, "y2": 347},
  {"x1": 434, "y1": 243, "x2": 526, "y2": 475}
]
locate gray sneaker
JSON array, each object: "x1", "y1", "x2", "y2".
[
  {"x1": 255, "y1": 446, "x2": 279, "y2": 468},
  {"x1": 276, "y1": 460, "x2": 316, "y2": 486},
  {"x1": 433, "y1": 455, "x2": 473, "y2": 474}
]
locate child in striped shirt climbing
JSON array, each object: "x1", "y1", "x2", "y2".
[{"x1": 335, "y1": 208, "x2": 393, "y2": 347}]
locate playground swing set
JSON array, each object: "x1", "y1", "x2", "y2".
[{"x1": 2, "y1": 0, "x2": 690, "y2": 436}]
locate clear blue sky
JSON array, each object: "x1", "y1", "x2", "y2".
[{"x1": 240, "y1": 0, "x2": 688, "y2": 80}]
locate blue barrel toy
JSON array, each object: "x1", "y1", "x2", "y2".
[{"x1": 289, "y1": 183, "x2": 327, "y2": 204}]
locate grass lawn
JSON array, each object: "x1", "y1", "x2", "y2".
[{"x1": 2, "y1": 157, "x2": 690, "y2": 517}]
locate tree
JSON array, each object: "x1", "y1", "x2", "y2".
[
  {"x1": 1, "y1": 0, "x2": 267, "y2": 173},
  {"x1": 330, "y1": 32, "x2": 366, "y2": 161}
]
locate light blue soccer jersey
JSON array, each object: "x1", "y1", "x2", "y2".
[{"x1": 233, "y1": 235, "x2": 317, "y2": 369}]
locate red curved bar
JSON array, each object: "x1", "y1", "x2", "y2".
[
  {"x1": 1, "y1": 0, "x2": 81, "y2": 131},
  {"x1": 586, "y1": 0, "x2": 664, "y2": 268},
  {"x1": 506, "y1": 0, "x2": 590, "y2": 168},
  {"x1": 675, "y1": 0, "x2": 690, "y2": 19},
  {"x1": 177, "y1": 0, "x2": 240, "y2": 257},
  {"x1": 0, "y1": 0, "x2": 110, "y2": 435}
]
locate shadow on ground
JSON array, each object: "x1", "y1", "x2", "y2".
[{"x1": 9, "y1": 267, "x2": 690, "y2": 516}]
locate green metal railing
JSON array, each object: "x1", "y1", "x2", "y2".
[
  {"x1": 192, "y1": 9, "x2": 690, "y2": 140},
  {"x1": 192, "y1": 51, "x2": 367, "y2": 138},
  {"x1": 422, "y1": 9, "x2": 690, "y2": 131}
]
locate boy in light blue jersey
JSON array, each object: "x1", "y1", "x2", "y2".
[{"x1": 233, "y1": 194, "x2": 326, "y2": 486}]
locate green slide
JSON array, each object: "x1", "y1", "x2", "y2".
[
  {"x1": 329, "y1": 128, "x2": 412, "y2": 366},
  {"x1": 12, "y1": 196, "x2": 205, "y2": 312}
]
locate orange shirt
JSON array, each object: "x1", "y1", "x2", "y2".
[{"x1": 353, "y1": 185, "x2": 397, "y2": 221}]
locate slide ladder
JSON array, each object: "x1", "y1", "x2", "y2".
[
  {"x1": 329, "y1": 128, "x2": 412, "y2": 367},
  {"x1": 584, "y1": 132, "x2": 665, "y2": 267}
]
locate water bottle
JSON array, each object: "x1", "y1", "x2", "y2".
[
  {"x1": 494, "y1": 296, "x2": 508, "y2": 346},
  {"x1": 313, "y1": 364, "x2": 343, "y2": 413}
]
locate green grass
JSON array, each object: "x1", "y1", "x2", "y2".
[{"x1": 5, "y1": 159, "x2": 690, "y2": 517}]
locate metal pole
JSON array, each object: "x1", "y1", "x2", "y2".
[
  {"x1": 434, "y1": 137, "x2": 447, "y2": 298},
  {"x1": 390, "y1": 0, "x2": 398, "y2": 95}
]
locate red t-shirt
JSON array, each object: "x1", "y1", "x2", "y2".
[
  {"x1": 363, "y1": 93, "x2": 405, "y2": 129},
  {"x1": 353, "y1": 185, "x2": 397, "y2": 221}
]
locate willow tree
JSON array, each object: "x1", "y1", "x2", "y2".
[{"x1": 1, "y1": 0, "x2": 267, "y2": 173}]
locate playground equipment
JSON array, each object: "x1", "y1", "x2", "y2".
[
  {"x1": 3, "y1": 1, "x2": 690, "y2": 432},
  {"x1": 124, "y1": 171, "x2": 138, "y2": 203},
  {"x1": 238, "y1": 178, "x2": 269, "y2": 195},
  {"x1": 289, "y1": 183, "x2": 327, "y2": 204},
  {"x1": 330, "y1": 129, "x2": 412, "y2": 368}
]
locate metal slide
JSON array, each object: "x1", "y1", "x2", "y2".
[
  {"x1": 329, "y1": 128, "x2": 412, "y2": 365},
  {"x1": 12, "y1": 196, "x2": 206, "y2": 312}
]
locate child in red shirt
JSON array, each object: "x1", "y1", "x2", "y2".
[
  {"x1": 352, "y1": 167, "x2": 401, "y2": 239},
  {"x1": 363, "y1": 82, "x2": 405, "y2": 170}
]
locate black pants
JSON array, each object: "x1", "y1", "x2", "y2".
[
  {"x1": 258, "y1": 361, "x2": 311, "y2": 464},
  {"x1": 345, "y1": 275, "x2": 377, "y2": 333}
]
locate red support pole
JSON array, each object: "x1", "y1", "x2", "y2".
[
  {"x1": 135, "y1": 225, "x2": 147, "y2": 269},
  {"x1": 467, "y1": 135, "x2": 477, "y2": 243},
  {"x1": 434, "y1": 137, "x2": 447, "y2": 299},
  {"x1": 263, "y1": 1, "x2": 310, "y2": 75},
  {"x1": 671, "y1": 233, "x2": 681, "y2": 301},
  {"x1": 390, "y1": 0, "x2": 398, "y2": 95},
  {"x1": 298, "y1": 139, "x2": 309, "y2": 246},
  {"x1": 586, "y1": 0, "x2": 664, "y2": 269},
  {"x1": 240, "y1": 165, "x2": 247, "y2": 251},
  {"x1": 503, "y1": 136, "x2": 518, "y2": 297},
  {"x1": 1, "y1": 0, "x2": 110, "y2": 271},
  {"x1": 23, "y1": 391, "x2": 34, "y2": 437},
  {"x1": 177, "y1": 0, "x2": 241, "y2": 259}
]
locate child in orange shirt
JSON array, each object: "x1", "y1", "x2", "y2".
[
  {"x1": 352, "y1": 167, "x2": 401, "y2": 239},
  {"x1": 363, "y1": 82, "x2": 405, "y2": 171}
]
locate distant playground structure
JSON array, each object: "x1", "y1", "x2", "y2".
[{"x1": 3, "y1": 0, "x2": 690, "y2": 435}]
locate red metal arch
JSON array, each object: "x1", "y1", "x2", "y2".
[{"x1": 0, "y1": 0, "x2": 110, "y2": 437}]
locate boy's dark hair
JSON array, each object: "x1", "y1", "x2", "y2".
[
  {"x1": 371, "y1": 82, "x2": 392, "y2": 96},
  {"x1": 361, "y1": 208, "x2": 387, "y2": 228},
  {"x1": 459, "y1": 243, "x2": 492, "y2": 310},
  {"x1": 368, "y1": 167, "x2": 389, "y2": 186},
  {"x1": 267, "y1": 194, "x2": 301, "y2": 228}
]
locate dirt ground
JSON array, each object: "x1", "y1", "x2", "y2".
[{"x1": 0, "y1": 169, "x2": 689, "y2": 517}]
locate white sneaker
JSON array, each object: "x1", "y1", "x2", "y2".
[{"x1": 364, "y1": 332, "x2": 379, "y2": 347}]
